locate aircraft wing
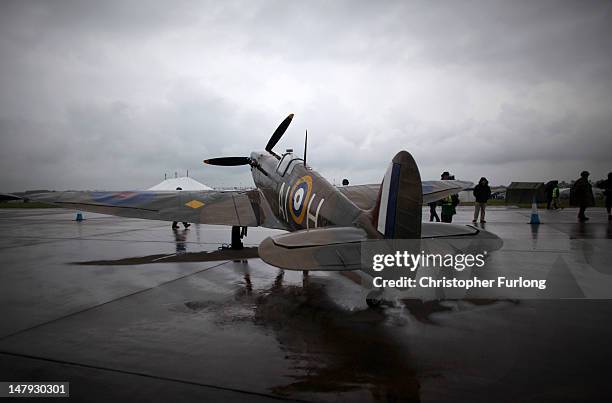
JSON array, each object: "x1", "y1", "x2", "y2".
[
  {"x1": 27, "y1": 189, "x2": 285, "y2": 229},
  {"x1": 0, "y1": 193, "x2": 22, "y2": 201},
  {"x1": 338, "y1": 180, "x2": 472, "y2": 210},
  {"x1": 421, "y1": 180, "x2": 472, "y2": 204}
]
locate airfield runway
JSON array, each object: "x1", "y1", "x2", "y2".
[{"x1": 1, "y1": 207, "x2": 611, "y2": 402}]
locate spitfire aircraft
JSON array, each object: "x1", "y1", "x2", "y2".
[{"x1": 13, "y1": 114, "x2": 502, "y2": 306}]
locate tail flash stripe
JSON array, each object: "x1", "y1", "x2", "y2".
[
  {"x1": 374, "y1": 150, "x2": 422, "y2": 239},
  {"x1": 377, "y1": 163, "x2": 393, "y2": 234},
  {"x1": 384, "y1": 163, "x2": 401, "y2": 238}
]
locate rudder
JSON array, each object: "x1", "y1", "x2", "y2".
[{"x1": 372, "y1": 151, "x2": 422, "y2": 239}]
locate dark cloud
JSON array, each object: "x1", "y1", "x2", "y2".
[{"x1": 1, "y1": 0, "x2": 611, "y2": 191}]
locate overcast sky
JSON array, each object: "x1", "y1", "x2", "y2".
[{"x1": 1, "y1": 0, "x2": 611, "y2": 191}]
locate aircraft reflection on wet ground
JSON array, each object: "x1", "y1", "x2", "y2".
[
  {"x1": 1, "y1": 207, "x2": 612, "y2": 402},
  {"x1": 191, "y1": 268, "x2": 421, "y2": 400}
]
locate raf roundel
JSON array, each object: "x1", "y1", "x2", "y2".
[{"x1": 289, "y1": 175, "x2": 313, "y2": 225}]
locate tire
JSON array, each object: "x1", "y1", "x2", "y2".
[{"x1": 366, "y1": 290, "x2": 383, "y2": 308}]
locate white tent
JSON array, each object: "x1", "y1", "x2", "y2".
[{"x1": 148, "y1": 176, "x2": 212, "y2": 191}]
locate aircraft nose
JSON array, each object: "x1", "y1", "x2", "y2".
[{"x1": 251, "y1": 151, "x2": 268, "y2": 166}]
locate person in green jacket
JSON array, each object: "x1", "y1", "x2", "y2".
[
  {"x1": 551, "y1": 182, "x2": 560, "y2": 210},
  {"x1": 439, "y1": 172, "x2": 459, "y2": 223}
]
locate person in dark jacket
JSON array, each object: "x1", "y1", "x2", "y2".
[
  {"x1": 597, "y1": 172, "x2": 612, "y2": 221},
  {"x1": 172, "y1": 187, "x2": 191, "y2": 229},
  {"x1": 472, "y1": 177, "x2": 491, "y2": 223},
  {"x1": 545, "y1": 180, "x2": 556, "y2": 209},
  {"x1": 429, "y1": 202, "x2": 440, "y2": 222},
  {"x1": 571, "y1": 171, "x2": 595, "y2": 221}
]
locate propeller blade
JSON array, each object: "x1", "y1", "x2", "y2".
[
  {"x1": 203, "y1": 157, "x2": 252, "y2": 166},
  {"x1": 265, "y1": 113, "x2": 294, "y2": 155}
]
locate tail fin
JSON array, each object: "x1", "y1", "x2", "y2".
[{"x1": 372, "y1": 151, "x2": 422, "y2": 239}]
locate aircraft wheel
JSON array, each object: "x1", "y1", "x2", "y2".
[
  {"x1": 231, "y1": 226, "x2": 244, "y2": 250},
  {"x1": 366, "y1": 290, "x2": 383, "y2": 308}
]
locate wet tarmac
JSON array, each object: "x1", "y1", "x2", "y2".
[{"x1": 1, "y1": 207, "x2": 612, "y2": 402}]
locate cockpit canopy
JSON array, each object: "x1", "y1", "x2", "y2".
[{"x1": 276, "y1": 152, "x2": 304, "y2": 176}]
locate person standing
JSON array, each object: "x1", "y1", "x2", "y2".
[
  {"x1": 597, "y1": 172, "x2": 612, "y2": 221},
  {"x1": 440, "y1": 171, "x2": 459, "y2": 223},
  {"x1": 571, "y1": 171, "x2": 594, "y2": 221},
  {"x1": 545, "y1": 181, "x2": 555, "y2": 210},
  {"x1": 552, "y1": 181, "x2": 560, "y2": 210},
  {"x1": 172, "y1": 187, "x2": 191, "y2": 229},
  {"x1": 429, "y1": 202, "x2": 440, "y2": 222},
  {"x1": 472, "y1": 177, "x2": 491, "y2": 223}
]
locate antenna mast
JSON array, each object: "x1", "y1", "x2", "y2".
[{"x1": 303, "y1": 129, "x2": 308, "y2": 166}]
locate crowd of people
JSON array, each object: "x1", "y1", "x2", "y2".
[
  {"x1": 429, "y1": 171, "x2": 491, "y2": 224},
  {"x1": 428, "y1": 171, "x2": 612, "y2": 224}
]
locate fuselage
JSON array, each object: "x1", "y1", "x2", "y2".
[{"x1": 249, "y1": 151, "x2": 378, "y2": 235}]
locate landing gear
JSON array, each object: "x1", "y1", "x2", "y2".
[
  {"x1": 230, "y1": 226, "x2": 248, "y2": 250},
  {"x1": 302, "y1": 270, "x2": 309, "y2": 286},
  {"x1": 366, "y1": 290, "x2": 384, "y2": 308}
]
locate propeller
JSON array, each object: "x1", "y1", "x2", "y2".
[
  {"x1": 203, "y1": 157, "x2": 253, "y2": 166},
  {"x1": 203, "y1": 114, "x2": 295, "y2": 175},
  {"x1": 204, "y1": 156, "x2": 269, "y2": 176},
  {"x1": 265, "y1": 113, "x2": 294, "y2": 159}
]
